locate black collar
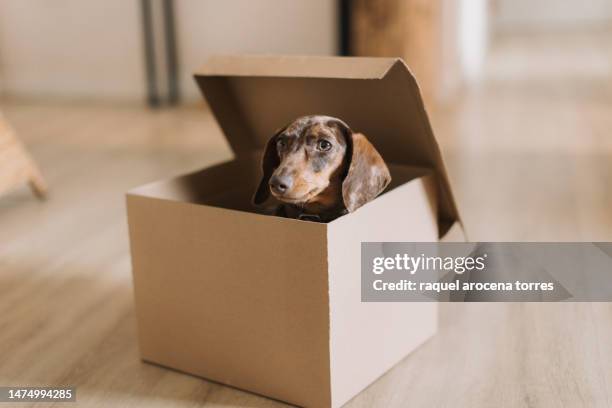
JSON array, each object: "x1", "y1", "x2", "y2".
[
  {"x1": 297, "y1": 213, "x2": 322, "y2": 222},
  {"x1": 279, "y1": 204, "x2": 347, "y2": 223}
]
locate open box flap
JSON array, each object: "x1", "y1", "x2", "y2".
[
  {"x1": 194, "y1": 55, "x2": 464, "y2": 239},
  {"x1": 197, "y1": 55, "x2": 397, "y2": 79}
]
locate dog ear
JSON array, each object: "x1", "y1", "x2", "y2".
[
  {"x1": 253, "y1": 127, "x2": 285, "y2": 205},
  {"x1": 341, "y1": 132, "x2": 391, "y2": 212}
]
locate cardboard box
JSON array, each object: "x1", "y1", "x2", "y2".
[{"x1": 127, "y1": 56, "x2": 462, "y2": 407}]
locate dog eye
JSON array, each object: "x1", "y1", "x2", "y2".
[
  {"x1": 317, "y1": 139, "x2": 332, "y2": 151},
  {"x1": 276, "y1": 139, "x2": 286, "y2": 150}
]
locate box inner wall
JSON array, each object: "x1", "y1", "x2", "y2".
[{"x1": 130, "y1": 152, "x2": 433, "y2": 221}]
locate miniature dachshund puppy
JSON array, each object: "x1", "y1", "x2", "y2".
[{"x1": 253, "y1": 115, "x2": 391, "y2": 222}]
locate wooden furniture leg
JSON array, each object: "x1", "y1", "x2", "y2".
[
  {"x1": 351, "y1": 0, "x2": 445, "y2": 107},
  {"x1": 0, "y1": 113, "x2": 48, "y2": 199}
]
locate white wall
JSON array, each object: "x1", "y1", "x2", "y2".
[
  {"x1": 0, "y1": 0, "x2": 337, "y2": 102},
  {"x1": 439, "y1": 0, "x2": 489, "y2": 101},
  {"x1": 494, "y1": 0, "x2": 612, "y2": 32},
  {"x1": 175, "y1": 0, "x2": 337, "y2": 101},
  {"x1": 0, "y1": 0, "x2": 145, "y2": 101},
  {"x1": 459, "y1": 0, "x2": 488, "y2": 81}
]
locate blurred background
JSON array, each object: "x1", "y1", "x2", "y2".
[
  {"x1": 1, "y1": 1, "x2": 611, "y2": 407},
  {"x1": 1, "y1": 0, "x2": 611, "y2": 240}
]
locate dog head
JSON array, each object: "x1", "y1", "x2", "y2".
[{"x1": 253, "y1": 115, "x2": 391, "y2": 214}]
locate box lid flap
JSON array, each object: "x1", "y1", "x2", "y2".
[
  {"x1": 194, "y1": 55, "x2": 463, "y2": 238},
  {"x1": 197, "y1": 55, "x2": 398, "y2": 79}
]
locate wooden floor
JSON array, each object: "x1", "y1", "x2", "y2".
[{"x1": 1, "y1": 30, "x2": 611, "y2": 407}]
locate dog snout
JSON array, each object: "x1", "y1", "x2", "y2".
[{"x1": 269, "y1": 174, "x2": 293, "y2": 195}]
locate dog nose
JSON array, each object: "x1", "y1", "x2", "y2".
[{"x1": 270, "y1": 175, "x2": 292, "y2": 194}]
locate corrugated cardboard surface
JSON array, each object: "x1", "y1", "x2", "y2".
[
  {"x1": 129, "y1": 152, "x2": 264, "y2": 213},
  {"x1": 198, "y1": 55, "x2": 396, "y2": 79},
  {"x1": 127, "y1": 55, "x2": 465, "y2": 407},
  {"x1": 328, "y1": 174, "x2": 439, "y2": 407},
  {"x1": 127, "y1": 159, "x2": 439, "y2": 407},
  {"x1": 127, "y1": 195, "x2": 332, "y2": 407}
]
